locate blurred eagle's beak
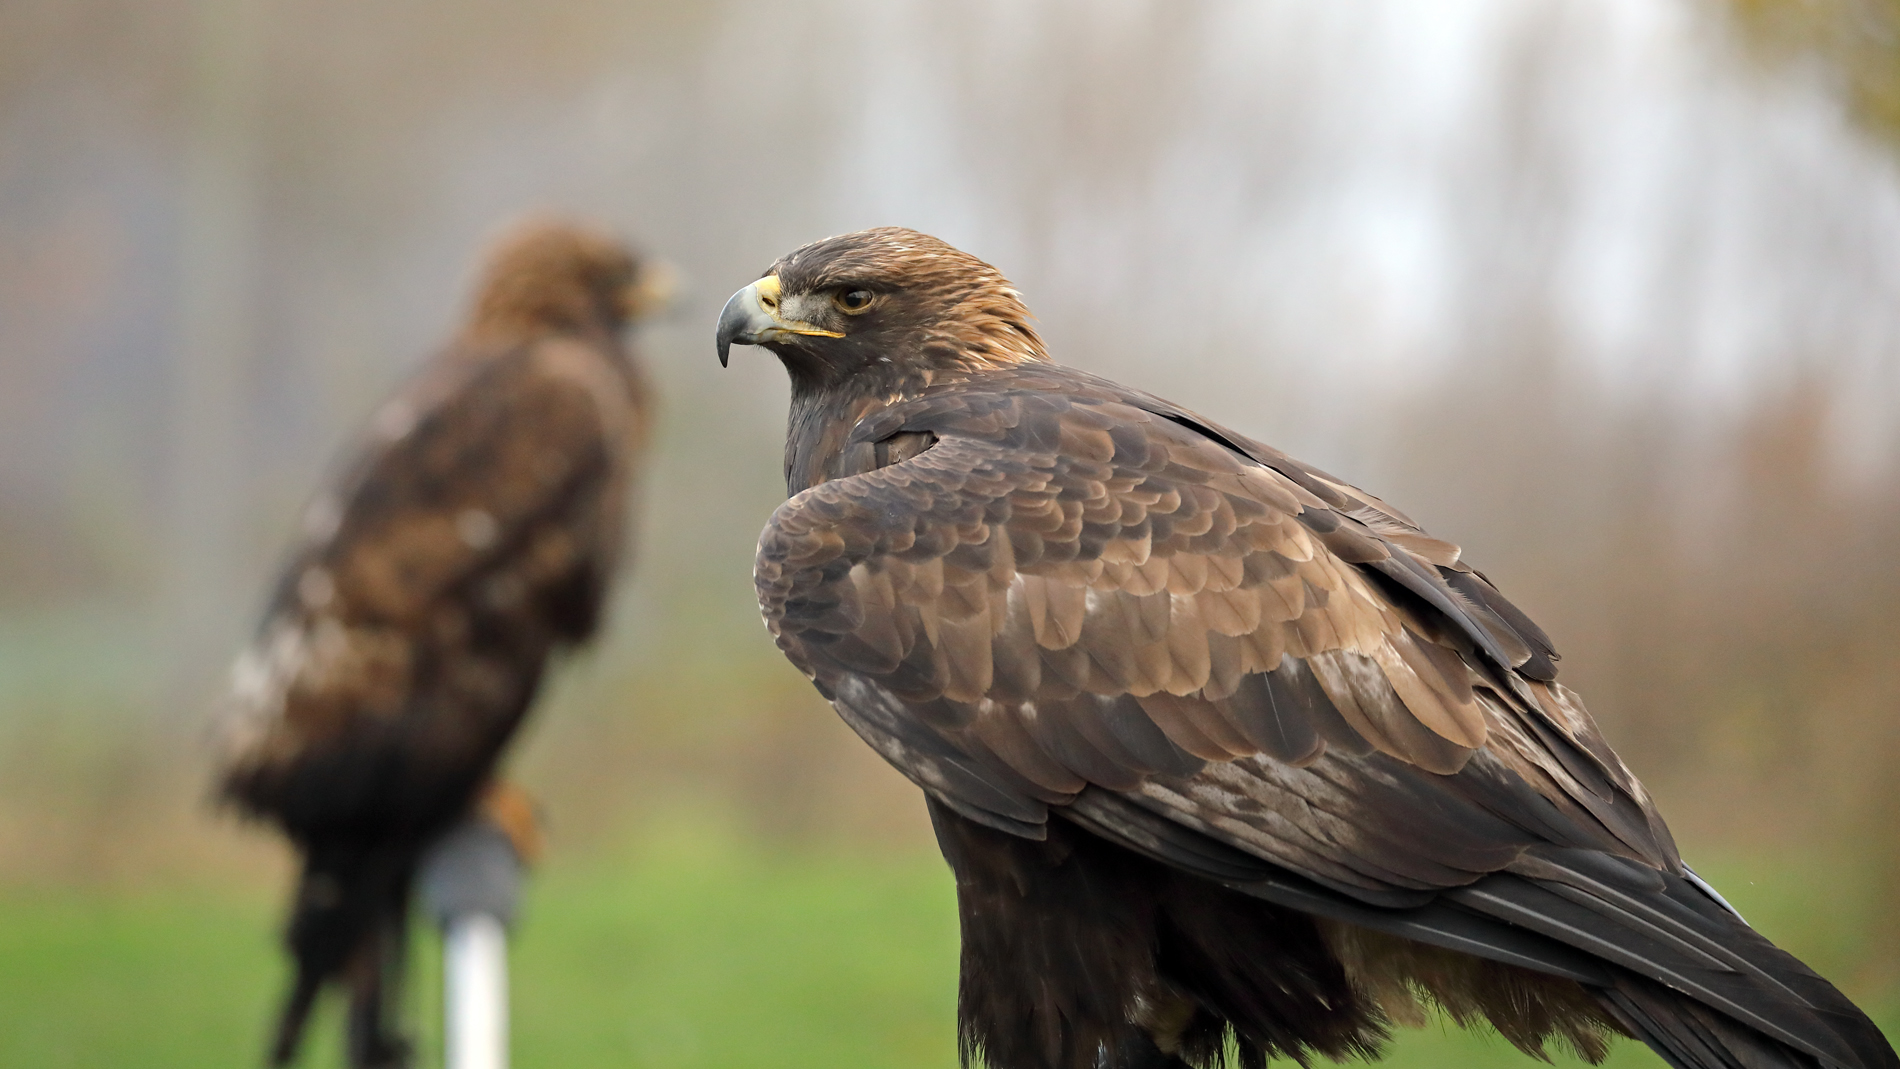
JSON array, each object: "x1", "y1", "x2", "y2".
[{"x1": 622, "y1": 259, "x2": 678, "y2": 323}]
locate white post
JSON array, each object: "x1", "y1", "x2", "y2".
[
  {"x1": 443, "y1": 911, "x2": 510, "y2": 1069},
  {"x1": 420, "y1": 820, "x2": 525, "y2": 1069}
]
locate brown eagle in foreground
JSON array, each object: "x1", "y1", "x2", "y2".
[
  {"x1": 718, "y1": 228, "x2": 1896, "y2": 1069},
  {"x1": 215, "y1": 219, "x2": 660, "y2": 1067}
]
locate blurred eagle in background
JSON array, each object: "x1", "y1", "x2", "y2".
[
  {"x1": 215, "y1": 219, "x2": 662, "y2": 1068},
  {"x1": 719, "y1": 228, "x2": 1897, "y2": 1069}
]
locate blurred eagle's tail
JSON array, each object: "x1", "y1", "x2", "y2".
[
  {"x1": 268, "y1": 966, "x2": 322, "y2": 1067},
  {"x1": 268, "y1": 841, "x2": 415, "y2": 1068}
]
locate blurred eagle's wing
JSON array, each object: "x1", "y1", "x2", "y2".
[{"x1": 220, "y1": 332, "x2": 641, "y2": 813}]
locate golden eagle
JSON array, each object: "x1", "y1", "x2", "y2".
[
  {"x1": 216, "y1": 219, "x2": 661, "y2": 1067},
  {"x1": 718, "y1": 227, "x2": 1895, "y2": 1069}
]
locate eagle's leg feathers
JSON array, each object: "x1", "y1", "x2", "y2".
[
  {"x1": 929, "y1": 799, "x2": 1386, "y2": 1069},
  {"x1": 269, "y1": 840, "x2": 417, "y2": 1068},
  {"x1": 345, "y1": 902, "x2": 414, "y2": 1069}
]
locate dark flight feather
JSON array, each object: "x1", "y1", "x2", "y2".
[
  {"x1": 215, "y1": 219, "x2": 657, "y2": 1068},
  {"x1": 735, "y1": 227, "x2": 1893, "y2": 1069}
]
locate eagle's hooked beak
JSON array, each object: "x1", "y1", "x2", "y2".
[{"x1": 716, "y1": 275, "x2": 843, "y2": 367}]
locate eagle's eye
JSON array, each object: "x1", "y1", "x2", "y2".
[{"x1": 834, "y1": 289, "x2": 875, "y2": 314}]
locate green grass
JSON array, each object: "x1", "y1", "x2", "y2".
[
  {"x1": 509, "y1": 822, "x2": 960, "y2": 1068},
  {"x1": 0, "y1": 826, "x2": 1891, "y2": 1068},
  {"x1": 0, "y1": 820, "x2": 963, "y2": 1069}
]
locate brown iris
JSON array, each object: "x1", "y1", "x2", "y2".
[{"x1": 833, "y1": 288, "x2": 875, "y2": 314}]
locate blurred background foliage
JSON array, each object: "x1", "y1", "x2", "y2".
[
  {"x1": 1729, "y1": 0, "x2": 1900, "y2": 142},
  {"x1": 3, "y1": 0, "x2": 1900, "y2": 1064}
]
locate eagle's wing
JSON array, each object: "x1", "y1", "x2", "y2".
[
  {"x1": 760, "y1": 386, "x2": 1657, "y2": 859},
  {"x1": 758, "y1": 385, "x2": 1889, "y2": 1069},
  {"x1": 220, "y1": 335, "x2": 637, "y2": 814}
]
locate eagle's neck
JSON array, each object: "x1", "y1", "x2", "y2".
[{"x1": 782, "y1": 362, "x2": 934, "y2": 496}]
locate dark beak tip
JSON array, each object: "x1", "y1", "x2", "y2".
[{"x1": 714, "y1": 285, "x2": 755, "y2": 368}]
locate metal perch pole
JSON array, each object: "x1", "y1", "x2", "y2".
[{"x1": 419, "y1": 816, "x2": 526, "y2": 1069}]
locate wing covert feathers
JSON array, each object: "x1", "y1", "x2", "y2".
[{"x1": 759, "y1": 374, "x2": 1658, "y2": 860}]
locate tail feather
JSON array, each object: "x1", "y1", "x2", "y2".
[
  {"x1": 267, "y1": 842, "x2": 416, "y2": 1068},
  {"x1": 1453, "y1": 858, "x2": 1893, "y2": 1069},
  {"x1": 1603, "y1": 974, "x2": 1826, "y2": 1069},
  {"x1": 345, "y1": 908, "x2": 413, "y2": 1069},
  {"x1": 1060, "y1": 792, "x2": 1897, "y2": 1069},
  {"x1": 269, "y1": 969, "x2": 323, "y2": 1067}
]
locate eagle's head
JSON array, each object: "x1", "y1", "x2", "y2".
[
  {"x1": 469, "y1": 217, "x2": 673, "y2": 342},
  {"x1": 716, "y1": 227, "x2": 1046, "y2": 384}
]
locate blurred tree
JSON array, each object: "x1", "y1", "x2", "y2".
[
  {"x1": 169, "y1": 0, "x2": 266, "y2": 678},
  {"x1": 1724, "y1": 0, "x2": 1900, "y2": 971},
  {"x1": 1727, "y1": 0, "x2": 1900, "y2": 145}
]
